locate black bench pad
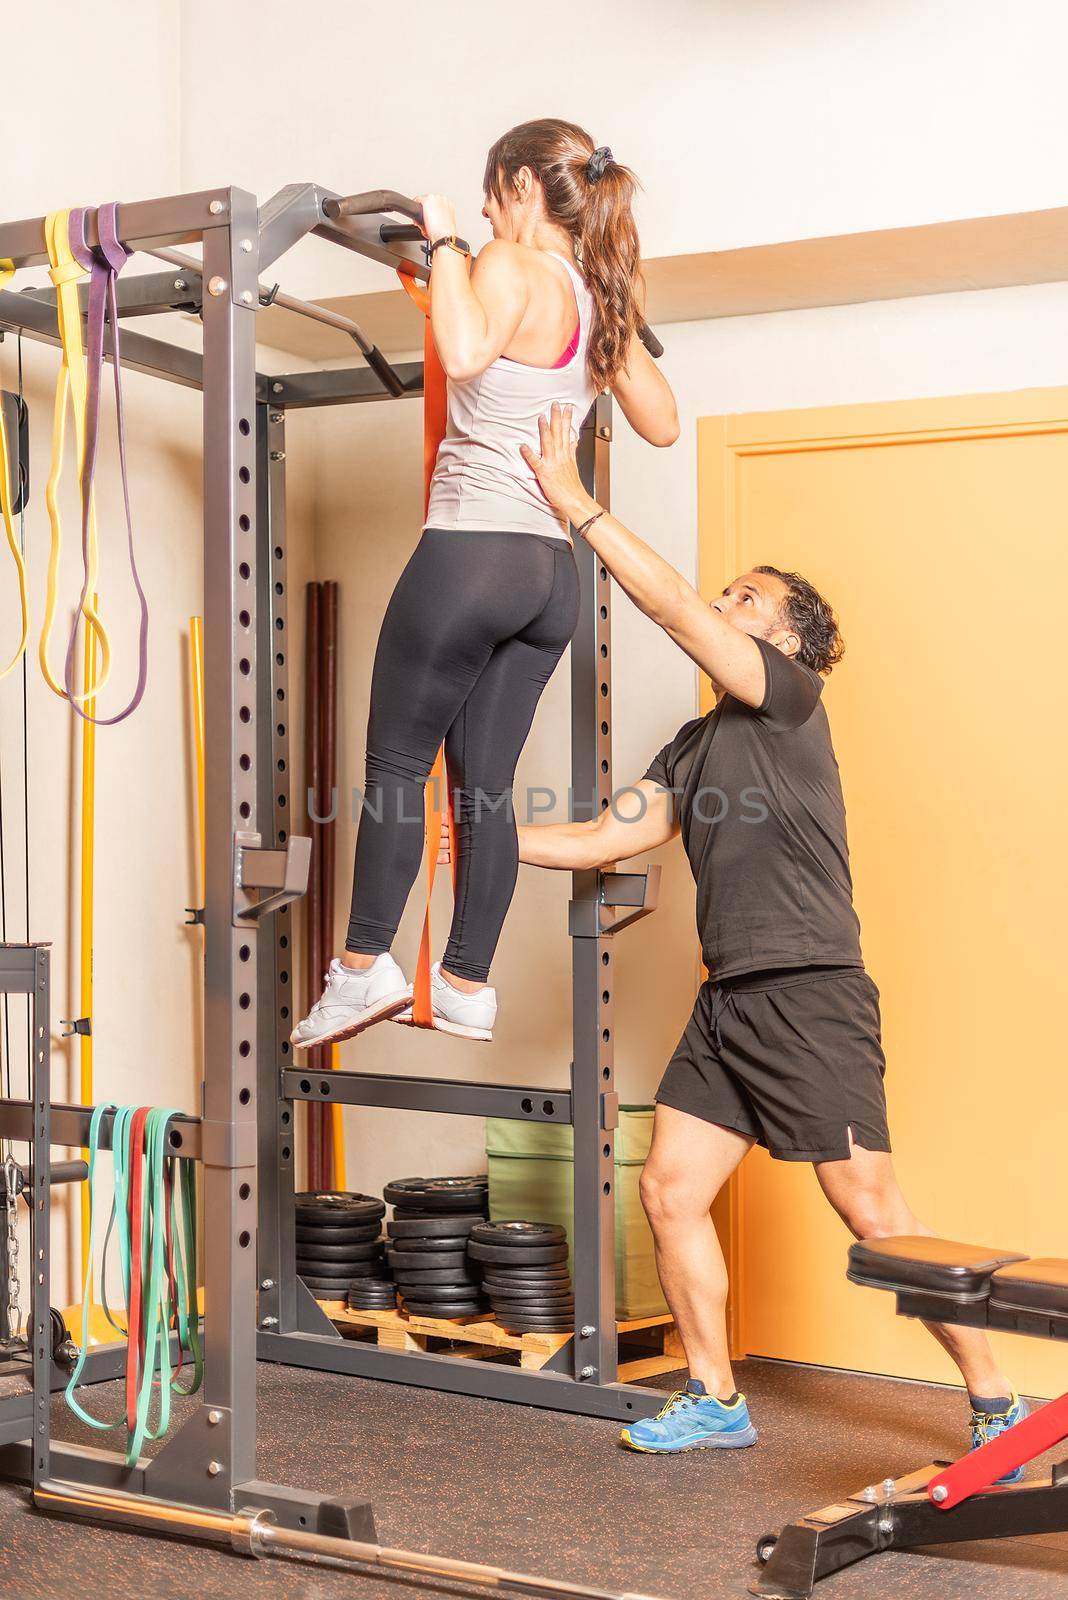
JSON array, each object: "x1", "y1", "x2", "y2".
[
  {"x1": 848, "y1": 1236, "x2": 1028, "y2": 1302},
  {"x1": 990, "y1": 1258, "x2": 1068, "y2": 1315}
]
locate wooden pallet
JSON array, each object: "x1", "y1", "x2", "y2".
[{"x1": 318, "y1": 1298, "x2": 683, "y2": 1380}]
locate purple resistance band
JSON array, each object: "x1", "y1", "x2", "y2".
[{"x1": 63, "y1": 203, "x2": 149, "y2": 724}]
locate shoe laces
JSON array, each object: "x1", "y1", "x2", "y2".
[
  {"x1": 655, "y1": 1388, "x2": 697, "y2": 1420},
  {"x1": 970, "y1": 1405, "x2": 1013, "y2": 1445}
]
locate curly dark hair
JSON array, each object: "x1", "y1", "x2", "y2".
[{"x1": 754, "y1": 566, "x2": 845, "y2": 676}]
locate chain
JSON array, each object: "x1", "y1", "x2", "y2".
[{"x1": 3, "y1": 1158, "x2": 21, "y2": 1344}]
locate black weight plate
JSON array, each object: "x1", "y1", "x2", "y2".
[
  {"x1": 295, "y1": 1192, "x2": 386, "y2": 1224},
  {"x1": 382, "y1": 1235, "x2": 470, "y2": 1248},
  {"x1": 296, "y1": 1260, "x2": 381, "y2": 1280},
  {"x1": 386, "y1": 1248, "x2": 469, "y2": 1270},
  {"x1": 469, "y1": 1221, "x2": 567, "y2": 1249},
  {"x1": 292, "y1": 1239, "x2": 384, "y2": 1262},
  {"x1": 483, "y1": 1270, "x2": 572, "y2": 1289},
  {"x1": 402, "y1": 1301, "x2": 484, "y2": 1318},
  {"x1": 393, "y1": 1268, "x2": 480, "y2": 1286},
  {"x1": 487, "y1": 1284, "x2": 575, "y2": 1301},
  {"x1": 399, "y1": 1283, "x2": 486, "y2": 1301},
  {"x1": 387, "y1": 1213, "x2": 485, "y2": 1239},
  {"x1": 468, "y1": 1241, "x2": 569, "y2": 1266},
  {"x1": 384, "y1": 1177, "x2": 488, "y2": 1213},
  {"x1": 296, "y1": 1221, "x2": 382, "y2": 1245},
  {"x1": 489, "y1": 1299, "x2": 576, "y2": 1318},
  {"x1": 480, "y1": 1264, "x2": 572, "y2": 1283},
  {"x1": 498, "y1": 1317, "x2": 575, "y2": 1332},
  {"x1": 303, "y1": 1278, "x2": 359, "y2": 1298},
  {"x1": 348, "y1": 1292, "x2": 397, "y2": 1306}
]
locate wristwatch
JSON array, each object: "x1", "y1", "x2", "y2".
[{"x1": 428, "y1": 235, "x2": 469, "y2": 262}]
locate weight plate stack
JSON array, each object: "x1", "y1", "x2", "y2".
[
  {"x1": 348, "y1": 1280, "x2": 399, "y2": 1312},
  {"x1": 294, "y1": 1193, "x2": 392, "y2": 1301},
  {"x1": 468, "y1": 1220, "x2": 574, "y2": 1330},
  {"x1": 384, "y1": 1177, "x2": 490, "y2": 1312}
]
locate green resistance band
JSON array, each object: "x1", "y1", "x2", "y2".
[{"x1": 64, "y1": 1103, "x2": 203, "y2": 1465}]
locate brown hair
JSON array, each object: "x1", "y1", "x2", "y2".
[
  {"x1": 483, "y1": 118, "x2": 643, "y2": 392},
  {"x1": 755, "y1": 566, "x2": 846, "y2": 676}
]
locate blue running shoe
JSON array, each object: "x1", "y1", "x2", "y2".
[
  {"x1": 969, "y1": 1392, "x2": 1030, "y2": 1484},
  {"x1": 621, "y1": 1379, "x2": 758, "y2": 1453}
]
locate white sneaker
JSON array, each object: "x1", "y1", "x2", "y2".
[
  {"x1": 291, "y1": 953, "x2": 412, "y2": 1049},
  {"x1": 392, "y1": 962, "x2": 497, "y2": 1042}
]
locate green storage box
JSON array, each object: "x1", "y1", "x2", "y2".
[{"x1": 485, "y1": 1107, "x2": 667, "y2": 1319}]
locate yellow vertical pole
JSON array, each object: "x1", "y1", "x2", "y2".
[
  {"x1": 190, "y1": 618, "x2": 206, "y2": 904},
  {"x1": 78, "y1": 601, "x2": 99, "y2": 1290},
  {"x1": 330, "y1": 1046, "x2": 347, "y2": 1190}
]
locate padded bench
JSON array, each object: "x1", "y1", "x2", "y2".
[
  {"x1": 753, "y1": 1237, "x2": 1068, "y2": 1598},
  {"x1": 847, "y1": 1236, "x2": 1068, "y2": 1339}
]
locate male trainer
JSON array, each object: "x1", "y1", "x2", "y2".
[{"x1": 518, "y1": 404, "x2": 1024, "y2": 1457}]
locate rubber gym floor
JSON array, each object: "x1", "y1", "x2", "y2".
[{"x1": 2, "y1": 1360, "x2": 1065, "y2": 1600}]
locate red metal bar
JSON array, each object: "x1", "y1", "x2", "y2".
[{"x1": 929, "y1": 1392, "x2": 1068, "y2": 1509}]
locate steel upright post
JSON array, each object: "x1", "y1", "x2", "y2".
[
  {"x1": 254, "y1": 404, "x2": 334, "y2": 1341},
  {"x1": 30, "y1": 945, "x2": 51, "y2": 1489},
  {"x1": 569, "y1": 395, "x2": 617, "y2": 1385},
  {"x1": 162, "y1": 190, "x2": 262, "y2": 1499}
]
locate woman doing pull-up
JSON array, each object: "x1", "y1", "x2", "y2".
[{"x1": 294, "y1": 117, "x2": 678, "y2": 1049}]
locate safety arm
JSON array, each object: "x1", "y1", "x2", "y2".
[{"x1": 519, "y1": 779, "x2": 677, "y2": 871}]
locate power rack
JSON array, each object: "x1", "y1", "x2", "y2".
[{"x1": 0, "y1": 182, "x2": 665, "y2": 1537}]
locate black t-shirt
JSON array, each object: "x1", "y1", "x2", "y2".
[{"x1": 643, "y1": 637, "x2": 863, "y2": 981}]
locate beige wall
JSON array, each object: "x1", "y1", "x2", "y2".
[{"x1": 175, "y1": 0, "x2": 1068, "y2": 298}]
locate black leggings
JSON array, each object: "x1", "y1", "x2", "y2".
[{"x1": 346, "y1": 528, "x2": 580, "y2": 982}]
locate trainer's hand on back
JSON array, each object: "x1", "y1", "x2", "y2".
[
  {"x1": 416, "y1": 193, "x2": 458, "y2": 241},
  {"x1": 520, "y1": 404, "x2": 595, "y2": 525}
]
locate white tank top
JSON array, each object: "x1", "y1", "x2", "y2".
[{"x1": 425, "y1": 252, "x2": 597, "y2": 542}]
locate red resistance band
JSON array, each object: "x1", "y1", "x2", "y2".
[
  {"x1": 397, "y1": 266, "x2": 458, "y2": 1028},
  {"x1": 125, "y1": 1106, "x2": 151, "y2": 1432}
]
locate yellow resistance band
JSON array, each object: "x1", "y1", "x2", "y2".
[
  {"x1": 0, "y1": 261, "x2": 29, "y2": 678},
  {"x1": 41, "y1": 211, "x2": 110, "y2": 701}
]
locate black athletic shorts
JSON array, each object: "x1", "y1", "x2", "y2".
[{"x1": 656, "y1": 966, "x2": 891, "y2": 1164}]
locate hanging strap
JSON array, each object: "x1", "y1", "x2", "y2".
[
  {"x1": 63, "y1": 204, "x2": 149, "y2": 724},
  {"x1": 397, "y1": 267, "x2": 457, "y2": 1028},
  {"x1": 41, "y1": 209, "x2": 111, "y2": 702},
  {"x1": 64, "y1": 1103, "x2": 202, "y2": 1465},
  {"x1": 124, "y1": 1103, "x2": 150, "y2": 1433},
  {"x1": 0, "y1": 261, "x2": 29, "y2": 679}
]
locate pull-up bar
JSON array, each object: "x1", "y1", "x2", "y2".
[{"x1": 323, "y1": 190, "x2": 665, "y2": 359}]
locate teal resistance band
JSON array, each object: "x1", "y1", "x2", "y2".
[{"x1": 65, "y1": 1103, "x2": 202, "y2": 1465}]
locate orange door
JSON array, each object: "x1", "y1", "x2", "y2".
[{"x1": 699, "y1": 389, "x2": 1068, "y2": 1400}]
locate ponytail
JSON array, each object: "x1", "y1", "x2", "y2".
[{"x1": 483, "y1": 119, "x2": 644, "y2": 392}]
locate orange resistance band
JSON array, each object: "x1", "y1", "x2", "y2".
[{"x1": 397, "y1": 267, "x2": 457, "y2": 1028}]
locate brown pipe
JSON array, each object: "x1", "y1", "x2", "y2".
[
  {"x1": 304, "y1": 582, "x2": 324, "y2": 1190},
  {"x1": 318, "y1": 581, "x2": 339, "y2": 1189}
]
